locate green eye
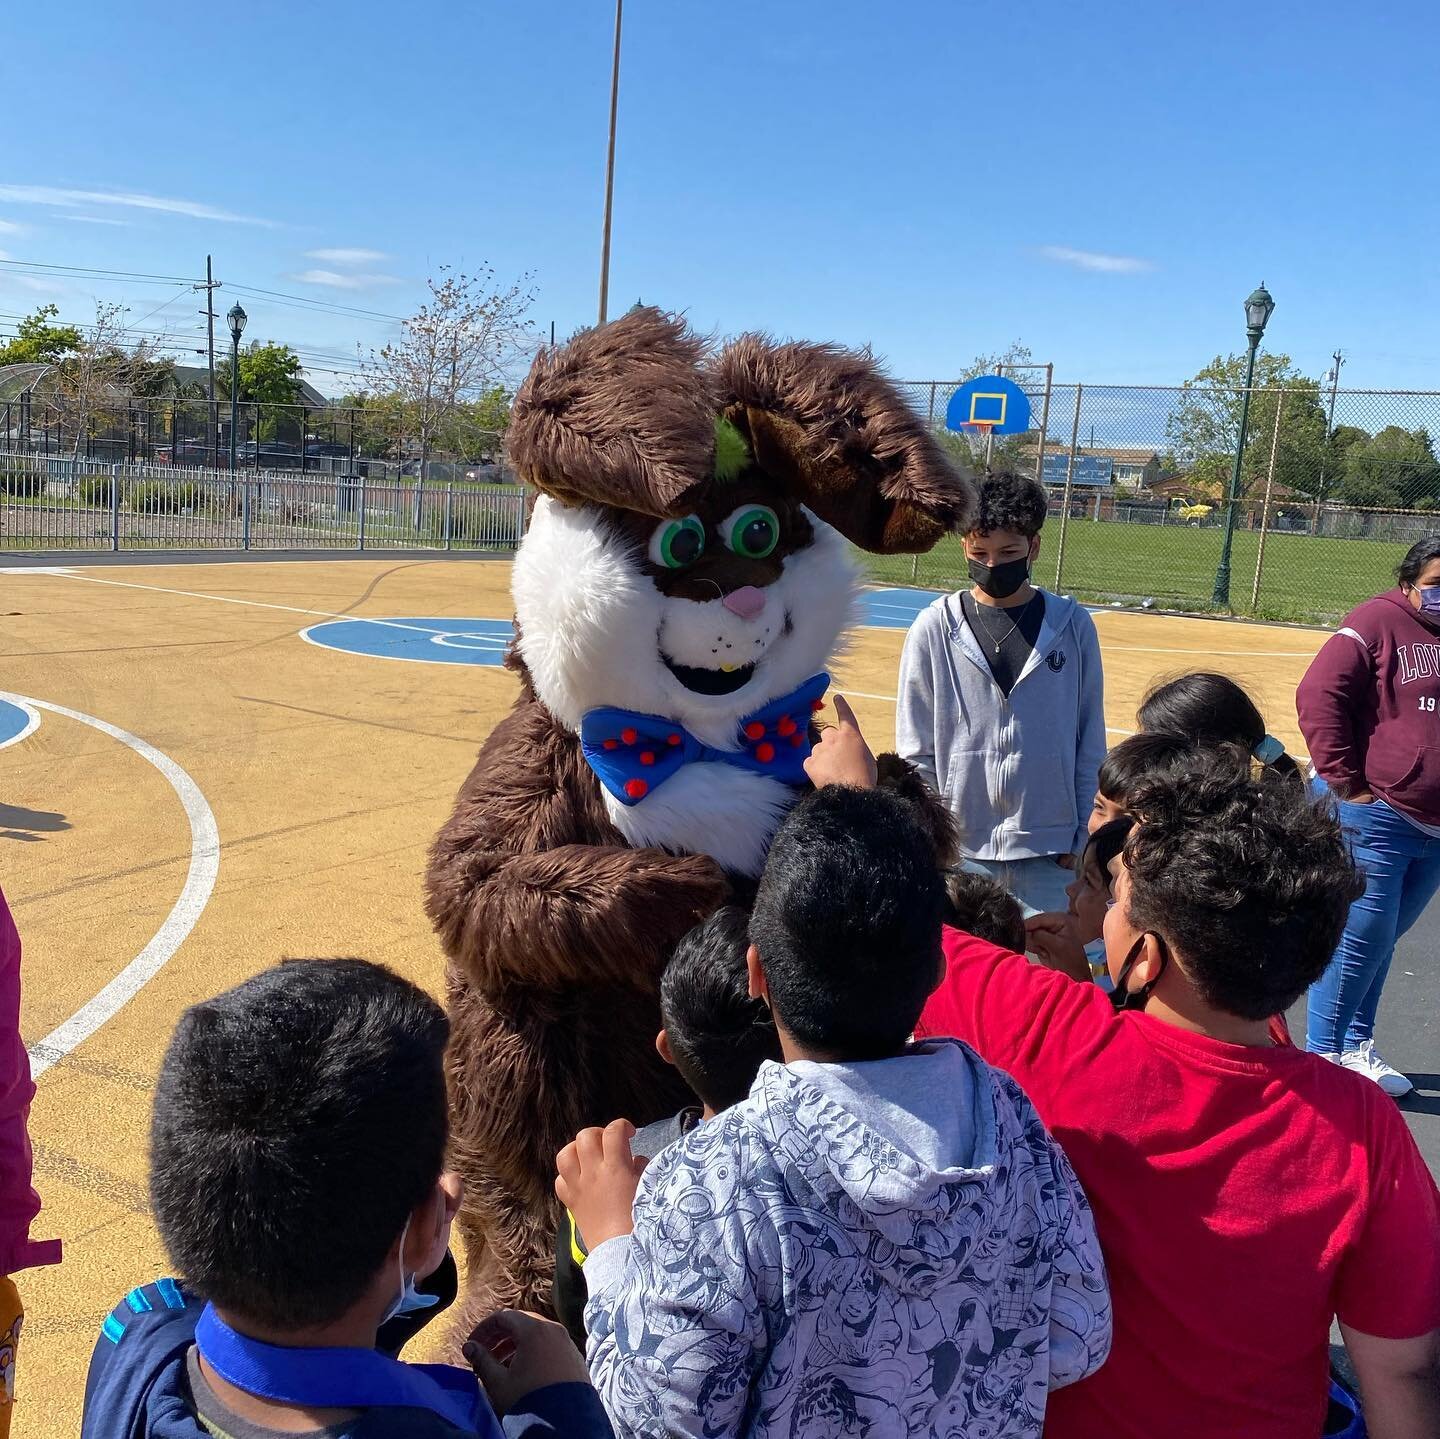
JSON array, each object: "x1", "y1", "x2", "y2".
[
  {"x1": 720, "y1": 505, "x2": 780, "y2": 560},
  {"x1": 649, "y1": 515, "x2": 706, "y2": 568}
]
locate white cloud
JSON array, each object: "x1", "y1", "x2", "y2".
[
  {"x1": 1038, "y1": 245, "x2": 1155, "y2": 274},
  {"x1": 0, "y1": 219, "x2": 20, "y2": 235},
  {"x1": 305, "y1": 247, "x2": 388, "y2": 265},
  {"x1": 69, "y1": 215, "x2": 130, "y2": 227},
  {"x1": 293, "y1": 268, "x2": 401, "y2": 290},
  {"x1": 0, "y1": 184, "x2": 275, "y2": 226},
  {"x1": 13, "y1": 275, "x2": 67, "y2": 294}
]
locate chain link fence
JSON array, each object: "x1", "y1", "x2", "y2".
[
  {"x1": 877, "y1": 377, "x2": 1440, "y2": 625},
  {"x1": 0, "y1": 452, "x2": 525, "y2": 553}
]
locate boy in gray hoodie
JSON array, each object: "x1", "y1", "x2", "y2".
[
  {"x1": 559, "y1": 777, "x2": 1111, "y2": 1439},
  {"x1": 897, "y1": 469, "x2": 1106, "y2": 915}
]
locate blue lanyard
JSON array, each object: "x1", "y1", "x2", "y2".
[{"x1": 194, "y1": 1304, "x2": 499, "y2": 1435}]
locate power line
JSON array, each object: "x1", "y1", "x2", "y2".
[
  {"x1": 0, "y1": 257, "x2": 203, "y2": 286},
  {"x1": 224, "y1": 282, "x2": 403, "y2": 324}
]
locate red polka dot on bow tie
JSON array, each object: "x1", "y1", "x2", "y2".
[
  {"x1": 640, "y1": 751, "x2": 655, "y2": 766},
  {"x1": 602, "y1": 739, "x2": 618, "y2": 751},
  {"x1": 756, "y1": 742, "x2": 776, "y2": 763},
  {"x1": 667, "y1": 733, "x2": 682, "y2": 746},
  {"x1": 625, "y1": 778, "x2": 649, "y2": 800},
  {"x1": 791, "y1": 734, "x2": 804, "y2": 748},
  {"x1": 777, "y1": 716, "x2": 797, "y2": 737},
  {"x1": 811, "y1": 699, "x2": 825, "y2": 712},
  {"x1": 744, "y1": 722, "x2": 765, "y2": 741},
  {"x1": 621, "y1": 727, "x2": 638, "y2": 745}
]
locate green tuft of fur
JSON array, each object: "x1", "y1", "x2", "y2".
[{"x1": 713, "y1": 415, "x2": 752, "y2": 482}]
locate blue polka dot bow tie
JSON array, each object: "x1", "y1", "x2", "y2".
[{"x1": 580, "y1": 673, "x2": 830, "y2": 806}]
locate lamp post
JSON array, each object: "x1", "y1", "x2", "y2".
[
  {"x1": 1211, "y1": 283, "x2": 1275, "y2": 608},
  {"x1": 226, "y1": 303, "x2": 247, "y2": 477}
]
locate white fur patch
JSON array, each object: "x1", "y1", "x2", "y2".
[
  {"x1": 603, "y1": 765, "x2": 798, "y2": 877},
  {"x1": 513, "y1": 496, "x2": 859, "y2": 752}
]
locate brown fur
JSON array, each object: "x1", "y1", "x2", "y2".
[{"x1": 429, "y1": 312, "x2": 973, "y2": 1330}]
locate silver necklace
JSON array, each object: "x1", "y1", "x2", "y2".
[{"x1": 968, "y1": 592, "x2": 1034, "y2": 655}]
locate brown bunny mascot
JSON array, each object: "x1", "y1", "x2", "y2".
[{"x1": 426, "y1": 307, "x2": 974, "y2": 1330}]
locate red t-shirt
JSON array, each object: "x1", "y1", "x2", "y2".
[{"x1": 918, "y1": 927, "x2": 1440, "y2": 1439}]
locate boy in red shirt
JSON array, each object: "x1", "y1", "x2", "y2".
[{"x1": 804, "y1": 716, "x2": 1440, "y2": 1439}]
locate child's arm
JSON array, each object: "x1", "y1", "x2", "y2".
[
  {"x1": 1340, "y1": 1326, "x2": 1439, "y2": 1439},
  {"x1": 578, "y1": 1131, "x2": 766, "y2": 1439},
  {"x1": 896, "y1": 616, "x2": 941, "y2": 792},
  {"x1": 466, "y1": 1311, "x2": 614, "y2": 1439},
  {"x1": 1296, "y1": 629, "x2": 1374, "y2": 798},
  {"x1": 1071, "y1": 612, "x2": 1107, "y2": 856}
]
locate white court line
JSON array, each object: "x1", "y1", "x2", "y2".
[
  {"x1": 298, "y1": 621, "x2": 515, "y2": 667},
  {"x1": 0, "y1": 700, "x2": 41, "y2": 752},
  {"x1": 2, "y1": 693, "x2": 221, "y2": 1080}
]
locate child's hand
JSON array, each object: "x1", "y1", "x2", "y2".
[
  {"x1": 464, "y1": 1309, "x2": 589, "y2": 1416},
  {"x1": 1024, "y1": 911, "x2": 1093, "y2": 982},
  {"x1": 803, "y1": 695, "x2": 878, "y2": 791},
  {"x1": 555, "y1": 1118, "x2": 646, "y2": 1250}
]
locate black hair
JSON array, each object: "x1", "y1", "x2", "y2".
[
  {"x1": 1084, "y1": 815, "x2": 1133, "y2": 891},
  {"x1": 150, "y1": 958, "x2": 449, "y2": 1332},
  {"x1": 969, "y1": 468, "x2": 1049, "y2": 538},
  {"x1": 1137, "y1": 671, "x2": 1300, "y2": 780},
  {"x1": 751, "y1": 786, "x2": 943, "y2": 1059},
  {"x1": 660, "y1": 906, "x2": 781, "y2": 1110},
  {"x1": 942, "y1": 870, "x2": 1027, "y2": 953},
  {"x1": 1122, "y1": 749, "x2": 1362, "y2": 1020},
  {"x1": 1097, "y1": 731, "x2": 1194, "y2": 805},
  {"x1": 1398, "y1": 535, "x2": 1440, "y2": 586}
]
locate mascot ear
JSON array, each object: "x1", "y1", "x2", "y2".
[
  {"x1": 506, "y1": 306, "x2": 716, "y2": 517},
  {"x1": 713, "y1": 335, "x2": 975, "y2": 554}
]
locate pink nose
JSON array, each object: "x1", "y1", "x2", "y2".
[{"x1": 722, "y1": 585, "x2": 767, "y2": 621}]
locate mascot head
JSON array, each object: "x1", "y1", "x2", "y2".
[{"x1": 508, "y1": 307, "x2": 974, "y2": 757}]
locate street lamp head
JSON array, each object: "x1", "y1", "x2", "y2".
[
  {"x1": 1244, "y1": 283, "x2": 1275, "y2": 339},
  {"x1": 226, "y1": 303, "x2": 248, "y2": 343}
]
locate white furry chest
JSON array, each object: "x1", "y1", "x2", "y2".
[{"x1": 602, "y1": 764, "x2": 800, "y2": 878}]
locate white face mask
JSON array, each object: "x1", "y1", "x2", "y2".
[{"x1": 380, "y1": 1215, "x2": 441, "y2": 1326}]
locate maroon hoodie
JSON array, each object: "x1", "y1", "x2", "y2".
[{"x1": 1296, "y1": 587, "x2": 1440, "y2": 826}]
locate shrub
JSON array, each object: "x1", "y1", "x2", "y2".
[
  {"x1": 125, "y1": 480, "x2": 198, "y2": 513},
  {"x1": 0, "y1": 468, "x2": 43, "y2": 497},
  {"x1": 78, "y1": 476, "x2": 115, "y2": 508}
]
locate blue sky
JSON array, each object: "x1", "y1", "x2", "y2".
[{"x1": 2, "y1": 0, "x2": 1438, "y2": 395}]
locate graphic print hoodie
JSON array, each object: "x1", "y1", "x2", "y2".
[{"x1": 583, "y1": 1039, "x2": 1111, "y2": 1439}]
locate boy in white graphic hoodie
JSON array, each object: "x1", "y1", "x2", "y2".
[
  {"x1": 558, "y1": 722, "x2": 1111, "y2": 1439},
  {"x1": 898, "y1": 469, "x2": 1107, "y2": 916}
]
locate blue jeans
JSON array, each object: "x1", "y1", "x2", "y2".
[
  {"x1": 961, "y1": 855, "x2": 1074, "y2": 919},
  {"x1": 1306, "y1": 783, "x2": 1440, "y2": 1053}
]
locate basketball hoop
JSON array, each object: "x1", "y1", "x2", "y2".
[{"x1": 961, "y1": 418, "x2": 998, "y2": 466}]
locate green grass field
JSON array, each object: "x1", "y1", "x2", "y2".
[{"x1": 863, "y1": 520, "x2": 1413, "y2": 626}]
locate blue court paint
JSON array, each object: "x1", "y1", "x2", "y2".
[
  {"x1": 301, "y1": 617, "x2": 515, "y2": 667},
  {"x1": 859, "y1": 589, "x2": 946, "y2": 628},
  {"x1": 0, "y1": 698, "x2": 38, "y2": 749}
]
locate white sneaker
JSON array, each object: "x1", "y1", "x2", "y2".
[
  {"x1": 1339, "y1": 1040, "x2": 1414, "y2": 1097},
  {"x1": 1313, "y1": 1050, "x2": 1343, "y2": 1066}
]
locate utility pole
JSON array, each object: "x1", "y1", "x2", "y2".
[
  {"x1": 196, "y1": 256, "x2": 221, "y2": 467},
  {"x1": 1314, "y1": 349, "x2": 1344, "y2": 518},
  {"x1": 597, "y1": 0, "x2": 623, "y2": 325}
]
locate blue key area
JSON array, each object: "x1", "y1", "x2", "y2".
[
  {"x1": 0, "y1": 699, "x2": 36, "y2": 748},
  {"x1": 304, "y1": 617, "x2": 515, "y2": 667},
  {"x1": 859, "y1": 589, "x2": 946, "y2": 628}
]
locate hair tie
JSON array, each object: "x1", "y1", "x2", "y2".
[{"x1": 1252, "y1": 734, "x2": 1285, "y2": 766}]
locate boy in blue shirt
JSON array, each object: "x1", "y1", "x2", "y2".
[{"x1": 82, "y1": 958, "x2": 610, "y2": 1438}]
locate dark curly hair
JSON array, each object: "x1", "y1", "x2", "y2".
[
  {"x1": 1121, "y1": 747, "x2": 1362, "y2": 1021},
  {"x1": 942, "y1": 869, "x2": 1027, "y2": 953},
  {"x1": 1097, "y1": 731, "x2": 1194, "y2": 806},
  {"x1": 970, "y1": 468, "x2": 1049, "y2": 538}
]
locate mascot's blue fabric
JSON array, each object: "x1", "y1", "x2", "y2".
[{"x1": 80, "y1": 1279, "x2": 611, "y2": 1439}]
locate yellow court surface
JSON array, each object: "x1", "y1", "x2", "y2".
[{"x1": 0, "y1": 558, "x2": 1326, "y2": 1436}]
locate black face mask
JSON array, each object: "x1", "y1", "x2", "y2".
[
  {"x1": 967, "y1": 555, "x2": 1031, "y2": 601},
  {"x1": 1109, "y1": 933, "x2": 1169, "y2": 1013}
]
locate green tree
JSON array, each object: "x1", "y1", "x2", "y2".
[
  {"x1": 0, "y1": 304, "x2": 83, "y2": 367},
  {"x1": 1335, "y1": 427, "x2": 1440, "y2": 508},
  {"x1": 215, "y1": 342, "x2": 304, "y2": 407},
  {"x1": 941, "y1": 342, "x2": 1038, "y2": 473},
  {"x1": 1166, "y1": 352, "x2": 1329, "y2": 499}
]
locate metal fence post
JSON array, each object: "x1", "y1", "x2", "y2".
[
  {"x1": 1249, "y1": 388, "x2": 1288, "y2": 614},
  {"x1": 444, "y1": 481, "x2": 454, "y2": 550},
  {"x1": 1052, "y1": 384, "x2": 1084, "y2": 593},
  {"x1": 926, "y1": 382, "x2": 937, "y2": 429},
  {"x1": 358, "y1": 474, "x2": 367, "y2": 551},
  {"x1": 241, "y1": 476, "x2": 251, "y2": 551},
  {"x1": 1032, "y1": 364, "x2": 1053, "y2": 484},
  {"x1": 110, "y1": 464, "x2": 121, "y2": 552}
]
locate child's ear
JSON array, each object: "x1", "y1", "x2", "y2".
[
  {"x1": 746, "y1": 943, "x2": 768, "y2": 1003},
  {"x1": 655, "y1": 1030, "x2": 675, "y2": 1067},
  {"x1": 713, "y1": 335, "x2": 975, "y2": 554}
]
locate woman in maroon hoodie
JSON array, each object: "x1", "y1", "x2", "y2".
[{"x1": 1296, "y1": 535, "x2": 1440, "y2": 1097}]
